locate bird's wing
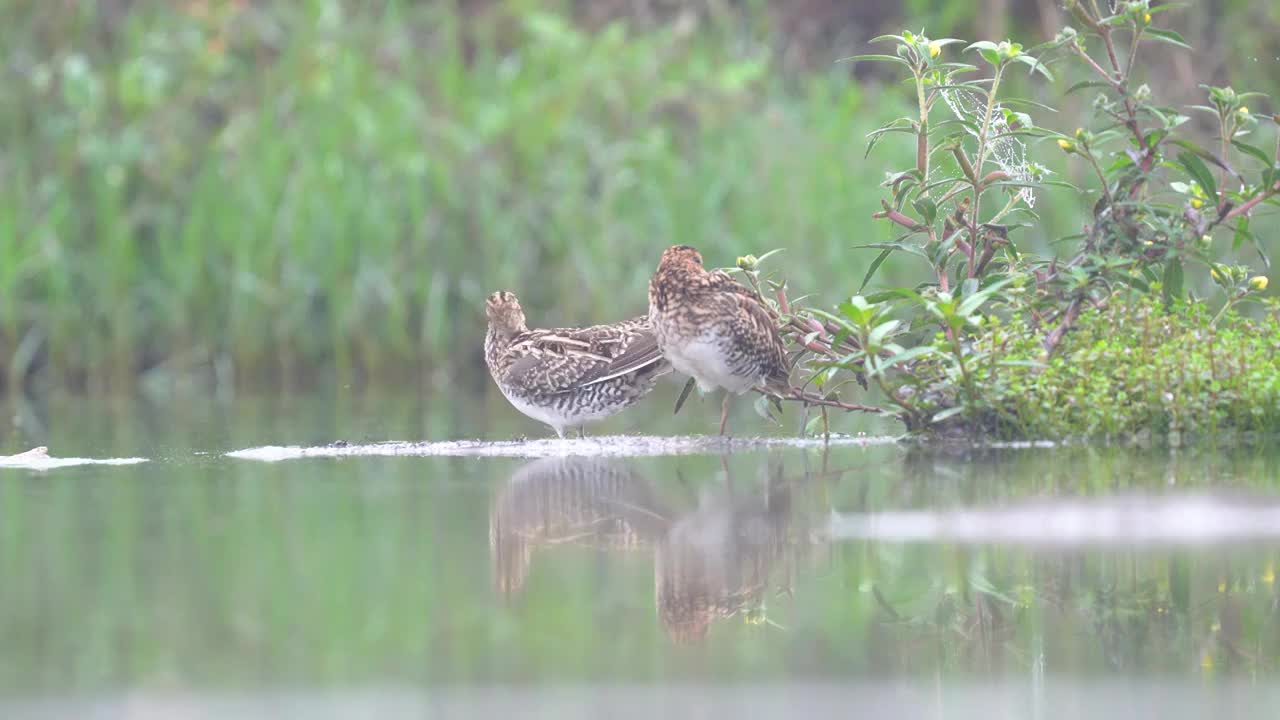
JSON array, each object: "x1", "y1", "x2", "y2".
[
  {"x1": 506, "y1": 324, "x2": 666, "y2": 393},
  {"x1": 576, "y1": 331, "x2": 669, "y2": 387},
  {"x1": 731, "y1": 293, "x2": 791, "y2": 386},
  {"x1": 501, "y1": 343, "x2": 610, "y2": 395}
]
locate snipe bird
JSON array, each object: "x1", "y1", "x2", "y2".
[
  {"x1": 484, "y1": 291, "x2": 670, "y2": 438},
  {"x1": 648, "y1": 245, "x2": 790, "y2": 435}
]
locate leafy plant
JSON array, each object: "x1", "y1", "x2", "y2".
[{"x1": 767, "y1": 1, "x2": 1278, "y2": 438}]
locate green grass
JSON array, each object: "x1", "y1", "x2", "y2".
[
  {"x1": 951, "y1": 297, "x2": 1280, "y2": 441},
  {"x1": 0, "y1": 1, "x2": 1274, "y2": 391},
  {"x1": 0, "y1": 2, "x2": 913, "y2": 389}
]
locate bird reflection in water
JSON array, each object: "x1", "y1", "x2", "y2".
[{"x1": 490, "y1": 456, "x2": 817, "y2": 644}]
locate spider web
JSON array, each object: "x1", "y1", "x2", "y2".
[{"x1": 940, "y1": 85, "x2": 1038, "y2": 208}]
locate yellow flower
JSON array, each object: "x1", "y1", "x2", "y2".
[
  {"x1": 1190, "y1": 197, "x2": 1204, "y2": 209},
  {"x1": 1250, "y1": 276, "x2": 1269, "y2": 291},
  {"x1": 929, "y1": 41, "x2": 942, "y2": 58},
  {"x1": 1263, "y1": 564, "x2": 1275, "y2": 584},
  {"x1": 1143, "y1": 12, "x2": 1152, "y2": 23},
  {"x1": 1057, "y1": 138, "x2": 1074, "y2": 152}
]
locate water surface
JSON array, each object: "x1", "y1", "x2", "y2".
[{"x1": 1, "y1": 391, "x2": 1278, "y2": 718}]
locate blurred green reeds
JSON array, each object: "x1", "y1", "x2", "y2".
[{"x1": 0, "y1": 1, "x2": 1274, "y2": 391}]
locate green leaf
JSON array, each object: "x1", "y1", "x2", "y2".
[
  {"x1": 1230, "y1": 140, "x2": 1273, "y2": 167},
  {"x1": 881, "y1": 345, "x2": 937, "y2": 369},
  {"x1": 865, "y1": 122, "x2": 916, "y2": 158},
  {"x1": 808, "y1": 308, "x2": 858, "y2": 334},
  {"x1": 753, "y1": 248, "x2": 786, "y2": 266},
  {"x1": 955, "y1": 278, "x2": 1014, "y2": 318},
  {"x1": 931, "y1": 406, "x2": 966, "y2": 423},
  {"x1": 911, "y1": 197, "x2": 938, "y2": 225},
  {"x1": 1065, "y1": 80, "x2": 1112, "y2": 95},
  {"x1": 854, "y1": 241, "x2": 932, "y2": 263},
  {"x1": 1176, "y1": 151, "x2": 1218, "y2": 203},
  {"x1": 1116, "y1": 273, "x2": 1151, "y2": 293},
  {"x1": 1232, "y1": 215, "x2": 1250, "y2": 251},
  {"x1": 753, "y1": 394, "x2": 780, "y2": 424},
  {"x1": 1011, "y1": 54, "x2": 1054, "y2": 81},
  {"x1": 1172, "y1": 140, "x2": 1239, "y2": 179},
  {"x1": 998, "y1": 97, "x2": 1059, "y2": 113},
  {"x1": 858, "y1": 249, "x2": 892, "y2": 293},
  {"x1": 1162, "y1": 257, "x2": 1184, "y2": 304},
  {"x1": 869, "y1": 319, "x2": 902, "y2": 346},
  {"x1": 1241, "y1": 219, "x2": 1271, "y2": 268},
  {"x1": 1144, "y1": 28, "x2": 1191, "y2": 49},
  {"x1": 838, "y1": 54, "x2": 910, "y2": 67},
  {"x1": 863, "y1": 287, "x2": 927, "y2": 305}
]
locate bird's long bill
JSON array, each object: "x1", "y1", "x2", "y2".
[{"x1": 672, "y1": 377, "x2": 697, "y2": 415}]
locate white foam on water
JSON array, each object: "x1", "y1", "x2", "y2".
[
  {"x1": 225, "y1": 434, "x2": 901, "y2": 462},
  {"x1": 828, "y1": 494, "x2": 1280, "y2": 546},
  {"x1": 0, "y1": 447, "x2": 149, "y2": 471}
]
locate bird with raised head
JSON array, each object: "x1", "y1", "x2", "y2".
[
  {"x1": 647, "y1": 245, "x2": 790, "y2": 434},
  {"x1": 484, "y1": 290, "x2": 670, "y2": 438}
]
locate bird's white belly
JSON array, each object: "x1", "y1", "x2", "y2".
[
  {"x1": 500, "y1": 389, "x2": 570, "y2": 429},
  {"x1": 667, "y1": 338, "x2": 755, "y2": 394},
  {"x1": 498, "y1": 384, "x2": 614, "y2": 434}
]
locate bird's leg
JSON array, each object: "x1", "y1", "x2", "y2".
[
  {"x1": 577, "y1": 426, "x2": 586, "y2": 439},
  {"x1": 719, "y1": 393, "x2": 732, "y2": 436}
]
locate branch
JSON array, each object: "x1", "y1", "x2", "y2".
[
  {"x1": 780, "y1": 389, "x2": 883, "y2": 414},
  {"x1": 1042, "y1": 296, "x2": 1085, "y2": 355},
  {"x1": 1220, "y1": 181, "x2": 1280, "y2": 223}
]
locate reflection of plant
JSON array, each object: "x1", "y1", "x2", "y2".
[
  {"x1": 751, "y1": 1, "x2": 1279, "y2": 438},
  {"x1": 863, "y1": 551, "x2": 1277, "y2": 676}
]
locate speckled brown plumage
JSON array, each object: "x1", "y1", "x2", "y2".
[
  {"x1": 485, "y1": 291, "x2": 670, "y2": 438},
  {"x1": 648, "y1": 245, "x2": 790, "y2": 434}
]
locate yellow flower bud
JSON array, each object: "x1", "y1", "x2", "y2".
[
  {"x1": 1190, "y1": 197, "x2": 1203, "y2": 209},
  {"x1": 1143, "y1": 12, "x2": 1152, "y2": 23},
  {"x1": 1057, "y1": 138, "x2": 1074, "y2": 152},
  {"x1": 1239, "y1": 106, "x2": 1250, "y2": 115},
  {"x1": 1250, "y1": 276, "x2": 1269, "y2": 291},
  {"x1": 736, "y1": 254, "x2": 758, "y2": 271},
  {"x1": 1210, "y1": 268, "x2": 1221, "y2": 281},
  {"x1": 929, "y1": 41, "x2": 942, "y2": 58}
]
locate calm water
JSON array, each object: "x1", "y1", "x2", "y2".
[{"x1": 2, "y1": 390, "x2": 1280, "y2": 718}]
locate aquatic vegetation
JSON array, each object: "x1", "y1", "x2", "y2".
[{"x1": 768, "y1": 1, "x2": 1280, "y2": 441}]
